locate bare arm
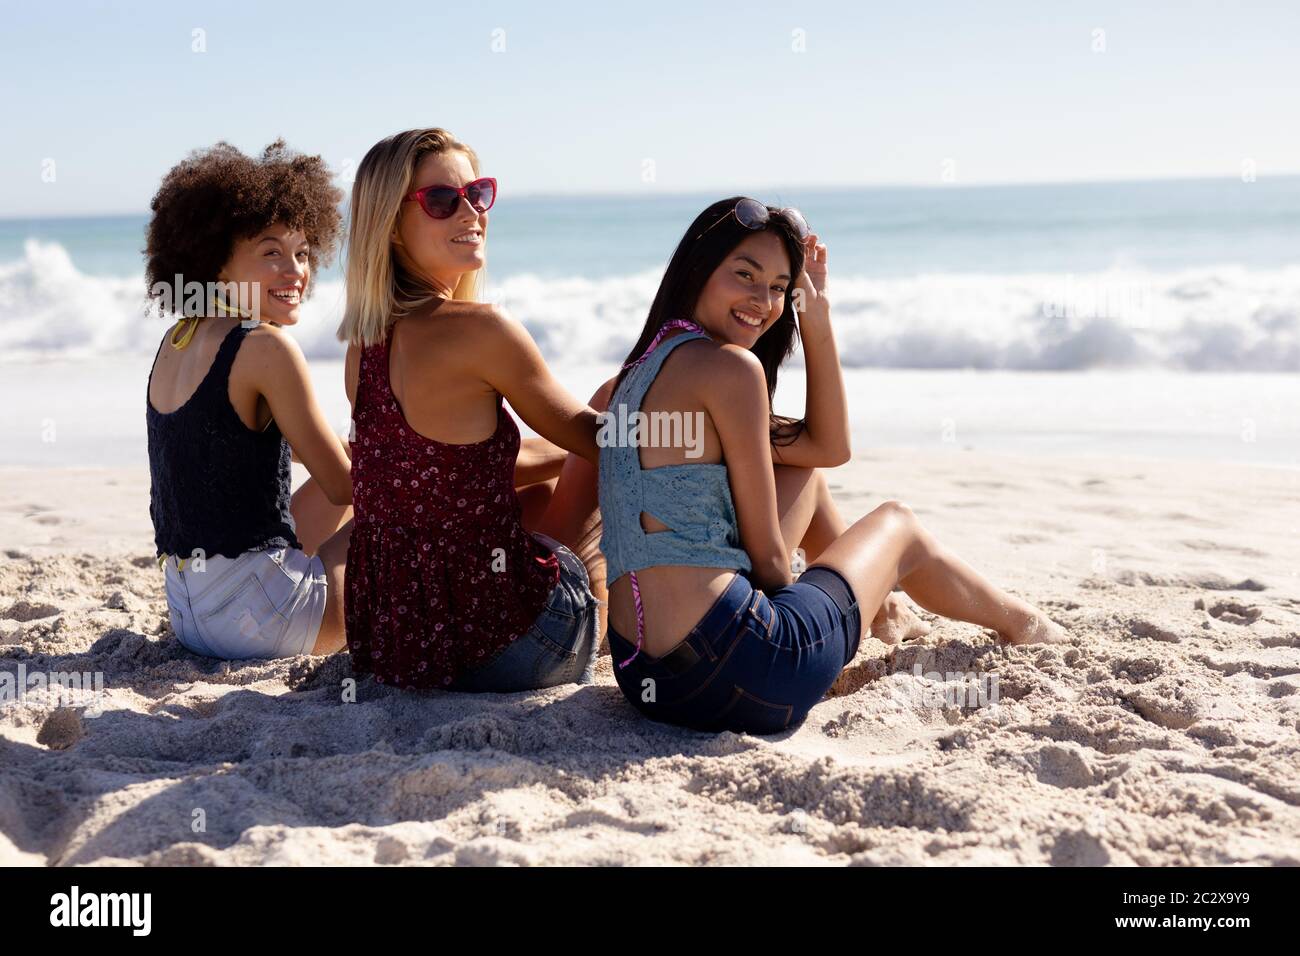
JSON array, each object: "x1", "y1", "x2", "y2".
[
  {"x1": 706, "y1": 347, "x2": 793, "y2": 591},
  {"x1": 515, "y1": 437, "x2": 568, "y2": 486},
  {"x1": 339, "y1": 341, "x2": 360, "y2": 462},
  {"x1": 247, "y1": 327, "x2": 352, "y2": 506},
  {"x1": 771, "y1": 234, "x2": 852, "y2": 468},
  {"x1": 477, "y1": 308, "x2": 600, "y2": 465},
  {"x1": 290, "y1": 437, "x2": 349, "y2": 465},
  {"x1": 518, "y1": 375, "x2": 614, "y2": 485}
]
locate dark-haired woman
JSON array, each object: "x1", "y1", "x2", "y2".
[
  {"x1": 145, "y1": 140, "x2": 353, "y2": 660},
  {"x1": 600, "y1": 197, "x2": 1069, "y2": 735}
]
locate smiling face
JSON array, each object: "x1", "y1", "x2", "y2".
[
  {"x1": 692, "y1": 230, "x2": 792, "y2": 348},
  {"x1": 393, "y1": 148, "x2": 486, "y2": 294},
  {"x1": 217, "y1": 224, "x2": 310, "y2": 325}
]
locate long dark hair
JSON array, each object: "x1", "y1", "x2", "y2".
[{"x1": 615, "y1": 197, "x2": 808, "y2": 444}]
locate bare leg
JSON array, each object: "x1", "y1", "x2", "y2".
[
  {"x1": 795, "y1": 467, "x2": 849, "y2": 562},
  {"x1": 773, "y1": 466, "x2": 929, "y2": 644},
  {"x1": 309, "y1": 518, "x2": 353, "y2": 655},
  {"x1": 811, "y1": 500, "x2": 1067, "y2": 646},
  {"x1": 291, "y1": 477, "x2": 352, "y2": 557},
  {"x1": 772, "y1": 465, "x2": 825, "y2": 561}
]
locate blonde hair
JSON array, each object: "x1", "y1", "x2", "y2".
[{"x1": 338, "y1": 128, "x2": 486, "y2": 346}]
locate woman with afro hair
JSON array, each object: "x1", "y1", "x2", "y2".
[{"x1": 144, "y1": 139, "x2": 353, "y2": 660}]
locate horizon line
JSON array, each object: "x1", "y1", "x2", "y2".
[{"x1": 2, "y1": 171, "x2": 1296, "y2": 223}]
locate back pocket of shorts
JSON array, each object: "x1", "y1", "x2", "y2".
[
  {"x1": 198, "y1": 574, "x2": 286, "y2": 659},
  {"x1": 714, "y1": 686, "x2": 795, "y2": 735}
]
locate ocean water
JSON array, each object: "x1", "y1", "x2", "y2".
[
  {"x1": 2, "y1": 178, "x2": 1297, "y2": 468},
  {"x1": 2, "y1": 177, "x2": 1298, "y2": 371}
]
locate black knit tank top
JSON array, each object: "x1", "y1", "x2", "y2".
[{"x1": 146, "y1": 322, "x2": 301, "y2": 559}]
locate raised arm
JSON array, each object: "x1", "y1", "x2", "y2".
[
  {"x1": 476, "y1": 307, "x2": 600, "y2": 465},
  {"x1": 245, "y1": 326, "x2": 352, "y2": 506},
  {"x1": 771, "y1": 234, "x2": 851, "y2": 468},
  {"x1": 706, "y1": 345, "x2": 793, "y2": 592}
]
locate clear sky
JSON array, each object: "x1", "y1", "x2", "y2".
[{"x1": 2, "y1": 0, "x2": 1297, "y2": 216}]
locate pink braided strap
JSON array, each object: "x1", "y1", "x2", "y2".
[
  {"x1": 616, "y1": 569, "x2": 646, "y2": 669},
  {"x1": 621, "y1": 319, "x2": 706, "y2": 370}
]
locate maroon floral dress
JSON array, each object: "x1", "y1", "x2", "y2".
[{"x1": 344, "y1": 336, "x2": 560, "y2": 689}]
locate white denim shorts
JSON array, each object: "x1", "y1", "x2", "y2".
[{"x1": 162, "y1": 546, "x2": 327, "y2": 659}]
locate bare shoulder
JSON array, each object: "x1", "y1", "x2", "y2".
[
  {"x1": 386, "y1": 302, "x2": 528, "y2": 392},
  {"x1": 446, "y1": 302, "x2": 540, "y2": 364},
  {"x1": 593, "y1": 374, "x2": 618, "y2": 408},
  {"x1": 671, "y1": 338, "x2": 765, "y2": 401},
  {"x1": 455, "y1": 300, "x2": 522, "y2": 338},
  {"x1": 400, "y1": 300, "x2": 513, "y2": 345},
  {"x1": 235, "y1": 321, "x2": 307, "y2": 377},
  {"x1": 242, "y1": 320, "x2": 299, "y2": 352}
]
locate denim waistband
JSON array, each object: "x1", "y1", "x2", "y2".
[{"x1": 608, "y1": 570, "x2": 755, "y2": 678}]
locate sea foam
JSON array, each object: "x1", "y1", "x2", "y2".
[{"x1": 2, "y1": 239, "x2": 1297, "y2": 371}]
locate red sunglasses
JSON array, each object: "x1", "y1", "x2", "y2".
[{"x1": 403, "y1": 177, "x2": 497, "y2": 220}]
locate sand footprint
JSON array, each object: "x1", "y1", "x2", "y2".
[
  {"x1": 19, "y1": 504, "x2": 62, "y2": 525},
  {"x1": 1, "y1": 599, "x2": 62, "y2": 622},
  {"x1": 1196, "y1": 598, "x2": 1263, "y2": 626}
]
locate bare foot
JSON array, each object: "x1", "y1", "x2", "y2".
[
  {"x1": 998, "y1": 608, "x2": 1070, "y2": 646},
  {"x1": 870, "y1": 593, "x2": 932, "y2": 645}
]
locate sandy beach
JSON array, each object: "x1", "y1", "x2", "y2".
[{"x1": 3, "y1": 449, "x2": 1297, "y2": 866}]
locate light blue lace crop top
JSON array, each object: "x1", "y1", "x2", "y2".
[{"x1": 598, "y1": 330, "x2": 753, "y2": 585}]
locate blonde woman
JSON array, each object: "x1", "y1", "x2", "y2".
[{"x1": 338, "y1": 128, "x2": 606, "y2": 692}]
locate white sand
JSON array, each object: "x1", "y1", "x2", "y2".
[{"x1": 2, "y1": 450, "x2": 1298, "y2": 866}]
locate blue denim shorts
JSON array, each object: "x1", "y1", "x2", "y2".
[
  {"x1": 607, "y1": 566, "x2": 862, "y2": 735},
  {"x1": 448, "y1": 533, "x2": 601, "y2": 693},
  {"x1": 162, "y1": 546, "x2": 327, "y2": 660}
]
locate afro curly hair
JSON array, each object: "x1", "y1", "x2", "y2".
[{"x1": 144, "y1": 139, "x2": 343, "y2": 313}]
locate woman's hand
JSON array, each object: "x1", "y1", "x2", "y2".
[
  {"x1": 794, "y1": 233, "x2": 829, "y2": 325},
  {"x1": 771, "y1": 232, "x2": 850, "y2": 467}
]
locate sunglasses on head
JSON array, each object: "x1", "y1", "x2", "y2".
[
  {"x1": 699, "y1": 197, "x2": 811, "y2": 242},
  {"x1": 404, "y1": 176, "x2": 498, "y2": 220}
]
